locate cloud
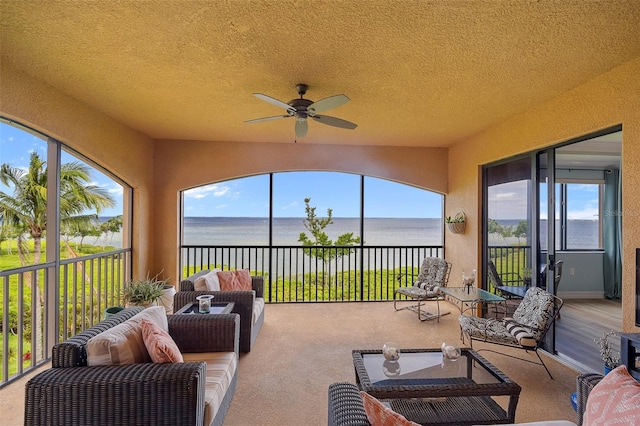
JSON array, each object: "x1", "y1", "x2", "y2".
[
  {"x1": 281, "y1": 201, "x2": 299, "y2": 210},
  {"x1": 184, "y1": 184, "x2": 232, "y2": 199},
  {"x1": 216, "y1": 204, "x2": 228, "y2": 209}
]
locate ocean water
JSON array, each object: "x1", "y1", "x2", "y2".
[
  {"x1": 89, "y1": 217, "x2": 600, "y2": 250},
  {"x1": 182, "y1": 217, "x2": 443, "y2": 246}
]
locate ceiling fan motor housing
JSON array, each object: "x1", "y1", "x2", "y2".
[{"x1": 288, "y1": 98, "x2": 313, "y2": 119}]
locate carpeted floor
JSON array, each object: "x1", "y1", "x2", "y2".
[{"x1": 224, "y1": 301, "x2": 580, "y2": 425}]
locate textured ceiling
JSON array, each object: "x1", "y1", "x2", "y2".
[{"x1": 1, "y1": 1, "x2": 639, "y2": 147}]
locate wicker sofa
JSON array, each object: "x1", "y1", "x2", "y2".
[
  {"x1": 25, "y1": 306, "x2": 240, "y2": 426},
  {"x1": 176, "y1": 270, "x2": 265, "y2": 353},
  {"x1": 327, "y1": 375, "x2": 604, "y2": 426}
]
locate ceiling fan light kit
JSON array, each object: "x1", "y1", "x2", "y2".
[{"x1": 245, "y1": 83, "x2": 357, "y2": 138}]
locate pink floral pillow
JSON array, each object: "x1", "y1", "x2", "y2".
[
  {"x1": 583, "y1": 365, "x2": 640, "y2": 425},
  {"x1": 360, "y1": 391, "x2": 420, "y2": 426},
  {"x1": 140, "y1": 319, "x2": 183, "y2": 363}
]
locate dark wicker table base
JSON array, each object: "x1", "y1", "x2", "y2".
[{"x1": 388, "y1": 395, "x2": 510, "y2": 425}]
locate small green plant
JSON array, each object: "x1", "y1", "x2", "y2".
[
  {"x1": 444, "y1": 215, "x2": 465, "y2": 223},
  {"x1": 594, "y1": 330, "x2": 621, "y2": 370},
  {"x1": 123, "y1": 272, "x2": 167, "y2": 306},
  {"x1": 521, "y1": 267, "x2": 532, "y2": 279}
]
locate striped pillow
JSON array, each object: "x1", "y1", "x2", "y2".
[{"x1": 505, "y1": 320, "x2": 537, "y2": 348}]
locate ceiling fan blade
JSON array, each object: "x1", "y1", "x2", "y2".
[
  {"x1": 311, "y1": 115, "x2": 357, "y2": 130},
  {"x1": 244, "y1": 115, "x2": 291, "y2": 124},
  {"x1": 307, "y1": 94, "x2": 350, "y2": 115},
  {"x1": 253, "y1": 93, "x2": 296, "y2": 113},
  {"x1": 295, "y1": 119, "x2": 308, "y2": 138}
]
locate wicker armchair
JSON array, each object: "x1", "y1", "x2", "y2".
[
  {"x1": 175, "y1": 270, "x2": 265, "y2": 353},
  {"x1": 25, "y1": 307, "x2": 240, "y2": 426}
]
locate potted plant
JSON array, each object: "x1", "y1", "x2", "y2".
[
  {"x1": 594, "y1": 330, "x2": 621, "y2": 374},
  {"x1": 445, "y1": 211, "x2": 466, "y2": 234},
  {"x1": 123, "y1": 272, "x2": 168, "y2": 308}
]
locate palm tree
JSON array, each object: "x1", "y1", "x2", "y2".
[
  {"x1": 0, "y1": 152, "x2": 115, "y2": 265},
  {"x1": 0, "y1": 152, "x2": 115, "y2": 359}
]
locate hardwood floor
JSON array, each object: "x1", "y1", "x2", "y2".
[{"x1": 554, "y1": 299, "x2": 622, "y2": 373}]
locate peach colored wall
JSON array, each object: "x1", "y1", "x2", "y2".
[
  {"x1": 1, "y1": 63, "x2": 157, "y2": 278},
  {"x1": 447, "y1": 57, "x2": 640, "y2": 333},
  {"x1": 153, "y1": 141, "x2": 448, "y2": 282}
]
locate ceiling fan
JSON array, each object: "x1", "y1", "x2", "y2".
[{"x1": 244, "y1": 83, "x2": 357, "y2": 138}]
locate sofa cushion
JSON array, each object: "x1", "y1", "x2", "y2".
[
  {"x1": 194, "y1": 269, "x2": 222, "y2": 291},
  {"x1": 360, "y1": 391, "x2": 419, "y2": 426},
  {"x1": 141, "y1": 318, "x2": 183, "y2": 363},
  {"x1": 183, "y1": 351, "x2": 237, "y2": 426},
  {"x1": 218, "y1": 269, "x2": 252, "y2": 291},
  {"x1": 583, "y1": 365, "x2": 640, "y2": 425},
  {"x1": 253, "y1": 298, "x2": 265, "y2": 325},
  {"x1": 86, "y1": 306, "x2": 167, "y2": 366}
]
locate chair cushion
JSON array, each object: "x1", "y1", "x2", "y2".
[
  {"x1": 253, "y1": 298, "x2": 265, "y2": 325},
  {"x1": 505, "y1": 319, "x2": 537, "y2": 349},
  {"x1": 194, "y1": 269, "x2": 222, "y2": 291},
  {"x1": 458, "y1": 315, "x2": 517, "y2": 346},
  {"x1": 218, "y1": 269, "x2": 252, "y2": 291},
  {"x1": 583, "y1": 365, "x2": 640, "y2": 426},
  {"x1": 512, "y1": 287, "x2": 555, "y2": 340},
  {"x1": 140, "y1": 318, "x2": 183, "y2": 363},
  {"x1": 86, "y1": 306, "x2": 167, "y2": 366},
  {"x1": 415, "y1": 257, "x2": 449, "y2": 290},
  {"x1": 183, "y1": 351, "x2": 237, "y2": 426},
  {"x1": 360, "y1": 391, "x2": 420, "y2": 426},
  {"x1": 395, "y1": 286, "x2": 440, "y2": 299}
]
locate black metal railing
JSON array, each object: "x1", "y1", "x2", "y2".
[
  {"x1": 182, "y1": 245, "x2": 445, "y2": 302},
  {"x1": 488, "y1": 245, "x2": 532, "y2": 287},
  {"x1": 0, "y1": 248, "x2": 131, "y2": 388}
]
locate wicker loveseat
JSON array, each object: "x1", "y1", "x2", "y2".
[
  {"x1": 327, "y1": 376, "x2": 603, "y2": 426},
  {"x1": 176, "y1": 270, "x2": 265, "y2": 353},
  {"x1": 25, "y1": 306, "x2": 240, "y2": 426}
]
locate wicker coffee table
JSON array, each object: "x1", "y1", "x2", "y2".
[{"x1": 352, "y1": 348, "x2": 521, "y2": 425}]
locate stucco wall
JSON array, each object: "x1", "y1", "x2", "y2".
[
  {"x1": 0, "y1": 63, "x2": 157, "y2": 277},
  {"x1": 447, "y1": 57, "x2": 640, "y2": 333},
  {"x1": 152, "y1": 140, "x2": 448, "y2": 281}
]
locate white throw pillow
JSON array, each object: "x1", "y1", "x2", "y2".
[
  {"x1": 203, "y1": 269, "x2": 221, "y2": 291},
  {"x1": 86, "y1": 306, "x2": 168, "y2": 366}
]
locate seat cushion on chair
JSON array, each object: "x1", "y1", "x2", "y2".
[
  {"x1": 253, "y1": 298, "x2": 265, "y2": 325},
  {"x1": 183, "y1": 351, "x2": 237, "y2": 426},
  {"x1": 395, "y1": 286, "x2": 440, "y2": 299},
  {"x1": 458, "y1": 315, "x2": 517, "y2": 346}
]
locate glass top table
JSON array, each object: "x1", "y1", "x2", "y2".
[
  {"x1": 440, "y1": 287, "x2": 506, "y2": 316},
  {"x1": 352, "y1": 348, "x2": 521, "y2": 425}
]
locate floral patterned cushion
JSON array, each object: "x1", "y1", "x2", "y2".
[
  {"x1": 415, "y1": 257, "x2": 449, "y2": 291},
  {"x1": 512, "y1": 287, "x2": 556, "y2": 340}
]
